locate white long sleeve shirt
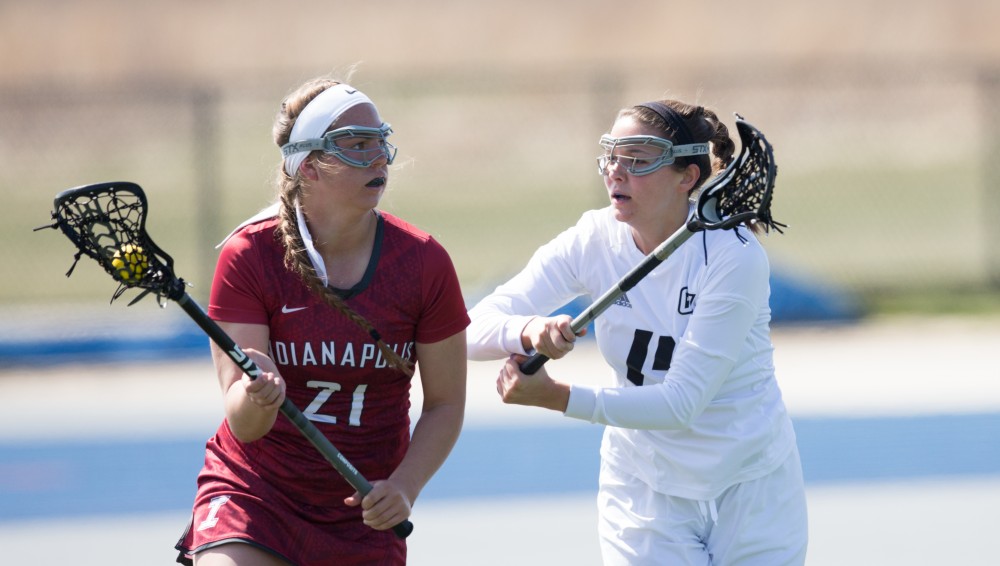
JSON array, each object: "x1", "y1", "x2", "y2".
[{"x1": 467, "y1": 206, "x2": 797, "y2": 500}]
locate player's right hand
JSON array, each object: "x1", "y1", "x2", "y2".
[
  {"x1": 241, "y1": 347, "x2": 285, "y2": 411},
  {"x1": 522, "y1": 315, "x2": 586, "y2": 360}
]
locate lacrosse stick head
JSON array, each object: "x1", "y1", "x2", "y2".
[
  {"x1": 695, "y1": 115, "x2": 784, "y2": 234},
  {"x1": 42, "y1": 181, "x2": 186, "y2": 304}
]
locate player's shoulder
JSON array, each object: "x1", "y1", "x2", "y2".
[
  {"x1": 217, "y1": 203, "x2": 281, "y2": 248},
  {"x1": 540, "y1": 207, "x2": 636, "y2": 260},
  {"x1": 223, "y1": 216, "x2": 281, "y2": 252},
  {"x1": 577, "y1": 207, "x2": 614, "y2": 229},
  {"x1": 380, "y1": 210, "x2": 431, "y2": 241},
  {"x1": 379, "y1": 211, "x2": 452, "y2": 261},
  {"x1": 705, "y1": 225, "x2": 765, "y2": 251},
  {"x1": 568, "y1": 207, "x2": 625, "y2": 241},
  {"x1": 701, "y1": 227, "x2": 770, "y2": 277}
]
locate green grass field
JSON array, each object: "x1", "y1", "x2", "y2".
[
  {"x1": 11, "y1": 159, "x2": 993, "y2": 318},
  {"x1": 3, "y1": 75, "x2": 997, "y2": 317}
]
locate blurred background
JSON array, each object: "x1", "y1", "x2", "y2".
[
  {"x1": 1, "y1": 1, "x2": 999, "y2": 564},
  {"x1": 3, "y1": 0, "x2": 1000, "y2": 315}
]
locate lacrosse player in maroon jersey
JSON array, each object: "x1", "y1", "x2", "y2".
[
  {"x1": 175, "y1": 76, "x2": 469, "y2": 566},
  {"x1": 468, "y1": 100, "x2": 807, "y2": 565}
]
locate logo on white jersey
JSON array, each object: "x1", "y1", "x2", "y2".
[
  {"x1": 281, "y1": 305, "x2": 308, "y2": 314},
  {"x1": 678, "y1": 287, "x2": 696, "y2": 315},
  {"x1": 613, "y1": 293, "x2": 633, "y2": 309}
]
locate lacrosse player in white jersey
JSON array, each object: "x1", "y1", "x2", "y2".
[{"x1": 467, "y1": 99, "x2": 807, "y2": 565}]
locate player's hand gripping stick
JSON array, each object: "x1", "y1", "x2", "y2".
[
  {"x1": 39, "y1": 181, "x2": 414, "y2": 539},
  {"x1": 520, "y1": 115, "x2": 783, "y2": 376}
]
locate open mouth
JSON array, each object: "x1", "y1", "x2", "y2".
[
  {"x1": 366, "y1": 177, "x2": 386, "y2": 188},
  {"x1": 611, "y1": 192, "x2": 630, "y2": 202}
]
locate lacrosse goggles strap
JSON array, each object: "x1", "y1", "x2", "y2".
[
  {"x1": 637, "y1": 101, "x2": 695, "y2": 145},
  {"x1": 597, "y1": 134, "x2": 709, "y2": 176},
  {"x1": 281, "y1": 83, "x2": 396, "y2": 176},
  {"x1": 597, "y1": 101, "x2": 711, "y2": 177}
]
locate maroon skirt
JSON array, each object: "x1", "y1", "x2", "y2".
[{"x1": 174, "y1": 487, "x2": 405, "y2": 565}]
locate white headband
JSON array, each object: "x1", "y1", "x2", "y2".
[{"x1": 283, "y1": 83, "x2": 375, "y2": 176}]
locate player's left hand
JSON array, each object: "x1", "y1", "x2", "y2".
[
  {"x1": 345, "y1": 479, "x2": 413, "y2": 531},
  {"x1": 496, "y1": 354, "x2": 569, "y2": 412}
]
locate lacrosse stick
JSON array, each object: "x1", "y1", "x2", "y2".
[
  {"x1": 37, "y1": 181, "x2": 413, "y2": 538},
  {"x1": 520, "y1": 115, "x2": 784, "y2": 374}
]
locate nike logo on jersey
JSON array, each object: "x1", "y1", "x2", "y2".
[
  {"x1": 613, "y1": 293, "x2": 633, "y2": 308},
  {"x1": 281, "y1": 305, "x2": 308, "y2": 314},
  {"x1": 678, "y1": 287, "x2": 696, "y2": 315}
]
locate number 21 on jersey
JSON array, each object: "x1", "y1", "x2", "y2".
[{"x1": 303, "y1": 381, "x2": 368, "y2": 426}]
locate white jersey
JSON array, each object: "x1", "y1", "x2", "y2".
[{"x1": 467, "y1": 206, "x2": 797, "y2": 500}]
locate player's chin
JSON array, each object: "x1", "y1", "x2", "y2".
[{"x1": 610, "y1": 196, "x2": 634, "y2": 218}]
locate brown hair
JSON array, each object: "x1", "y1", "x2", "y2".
[
  {"x1": 622, "y1": 101, "x2": 765, "y2": 234},
  {"x1": 272, "y1": 77, "x2": 414, "y2": 376},
  {"x1": 621, "y1": 100, "x2": 736, "y2": 192}
]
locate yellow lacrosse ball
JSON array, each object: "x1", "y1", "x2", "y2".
[{"x1": 111, "y1": 243, "x2": 148, "y2": 282}]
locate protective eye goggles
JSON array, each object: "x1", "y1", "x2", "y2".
[
  {"x1": 281, "y1": 123, "x2": 397, "y2": 168},
  {"x1": 597, "y1": 134, "x2": 709, "y2": 176}
]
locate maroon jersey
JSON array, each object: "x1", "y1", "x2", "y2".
[{"x1": 176, "y1": 211, "x2": 469, "y2": 565}]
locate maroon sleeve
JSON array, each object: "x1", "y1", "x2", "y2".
[
  {"x1": 416, "y1": 236, "x2": 470, "y2": 344},
  {"x1": 207, "y1": 229, "x2": 270, "y2": 325}
]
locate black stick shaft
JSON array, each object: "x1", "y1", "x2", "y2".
[
  {"x1": 519, "y1": 222, "x2": 698, "y2": 375},
  {"x1": 176, "y1": 293, "x2": 413, "y2": 539}
]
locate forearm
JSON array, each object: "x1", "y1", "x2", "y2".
[
  {"x1": 389, "y1": 402, "x2": 464, "y2": 503},
  {"x1": 564, "y1": 345, "x2": 735, "y2": 429},
  {"x1": 224, "y1": 382, "x2": 280, "y2": 442},
  {"x1": 467, "y1": 299, "x2": 535, "y2": 361},
  {"x1": 527, "y1": 378, "x2": 572, "y2": 413},
  {"x1": 210, "y1": 324, "x2": 278, "y2": 442},
  {"x1": 467, "y1": 242, "x2": 584, "y2": 361}
]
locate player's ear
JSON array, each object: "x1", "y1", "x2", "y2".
[
  {"x1": 299, "y1": 156, "x2": 321, "y2": 181},
  {"x1": 679, "y1": 163, "x2": 700, "y2": 192}
]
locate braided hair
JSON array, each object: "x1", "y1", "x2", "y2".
[{"x1": 272, "y1": 77, "x2": 414, "y2": 376}]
